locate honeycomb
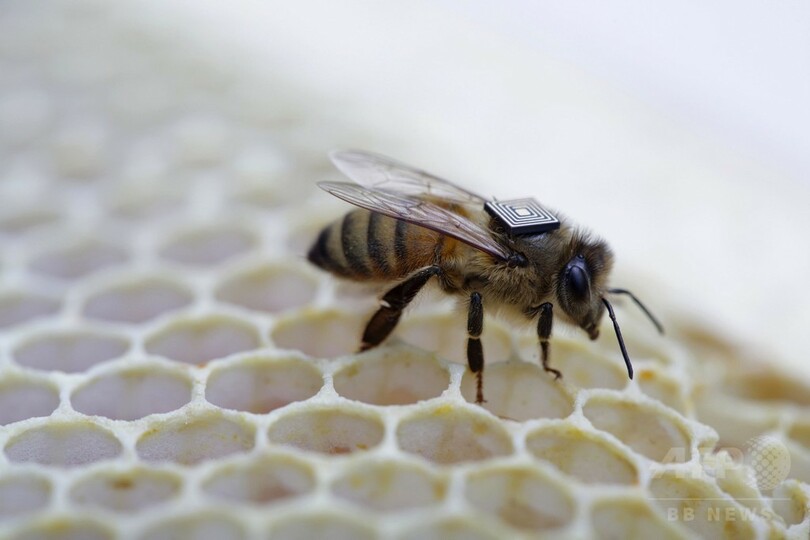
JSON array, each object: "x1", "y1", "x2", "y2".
[{"x1": 1, "y1": 2, "x2": 809, "y2": 539}]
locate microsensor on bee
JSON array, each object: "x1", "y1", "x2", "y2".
[{"x1": 484, "y1": 198, "x2": 560, "y2": 235}]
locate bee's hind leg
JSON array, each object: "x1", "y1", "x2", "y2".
[
  {"x1": 359, "y1": 265, "x2": 442, "y2": 352},
  {"x1": 466, "y1": 291, "x2": 486, "y2": 403},
  {"x1": 537, "y1": 302, "x2": 562, "y2": 379}
]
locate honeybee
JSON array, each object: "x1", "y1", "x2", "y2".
[{"x1": 308, "y1": 150, "x2": 663, "y2": 403}]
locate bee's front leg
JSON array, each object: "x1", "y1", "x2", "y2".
[
  {"x1": 360, "y1": 265, "x2": 442, "y2": 352},
  {"x1": 537, "y1": 302, "x2": 562, "y2": 379},
  {"x1": 466, "y1": 291, "x2": 485, "y2": 404}
]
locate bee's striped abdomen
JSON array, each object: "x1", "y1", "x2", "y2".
[
  {"x1": 366, "y1": 210, "x2": 393, "y2": 274},
  {"x1": 308, "y1": 209, "x2": 441, "y2": 281},
  {"x1": 308, "y1": 210, "x2": 368, "y2": 278},
  {"x1": 307, "y1": 220, "x2": 349, "y2": 277},
  {"x1": 307, "y1": 210, "x2": 391, "y2": 280},
  {"x1": 339, "y1": 210, "x2": 372, "y2": 277}
]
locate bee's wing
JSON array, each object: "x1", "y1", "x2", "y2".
[
  {"x1": 319, "y1": 181, "x2": 512, "y2": 261},
  {"x1": 330, "y1": 150, "x2": 486, "y2": 205}
]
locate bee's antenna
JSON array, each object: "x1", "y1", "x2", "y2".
[
  {"x1": 602, "y1": 298, "x2": 633, "y2": 380},
  {"x1": 608, "y1": 288, "x2": 664, "y2": 335}
]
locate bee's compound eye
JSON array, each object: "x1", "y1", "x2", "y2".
[{"x1": 567, "y1": 261, "x2": 590, "y2": 300}]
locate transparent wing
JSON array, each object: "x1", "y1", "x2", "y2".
[
  {"x1": 329, "y1": 150, "x2": 486, "y2": 205},
  {"x1": 319, "y1": 181, "x2": 512, "y2": 261}
]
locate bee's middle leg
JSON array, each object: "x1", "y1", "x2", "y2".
[
  {"x1": 537, "y1": 302, "x2": 562, "y2": 379},
  {"x1": 360, "y1": 265, "x2": 442, "y2": 351},
  {"x1": 466, "y1": 291, "x2": 485, "y2": 404}
]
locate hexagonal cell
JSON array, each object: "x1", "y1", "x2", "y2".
[
  {"x1": 676, "y1": 322, "x2": 738, "y2": 368},
  {"x1": 0, "y1": 88, "x2": 52, "y2": 148},
  {"x1": 788, "y1": 422, "x2": 810, "y2": 452},
  {"x1": 71, "y1": 367, "x2": 192, "y2": 420},
  {"x1": 158, "y1": 226, "x2": 257, "y2": 267},
  {"x1": 724, "y1": 369, "x2": 810, "y2": 407},
  {"x1": 0, "y1": 377, "x2": 60, "y2": 425},
  {"x1": 637, "y1": 369, "x2": 688, "y2": 414},
  {"x1": 138, "y1": 512, "x2": 246, "y2": 540},
  {"x1": 47, "y1": 42, "x2": 117, "y2": 85},
  {"x1": 13, "y1": 330, "x2": 130, "y2": 373},
  {"x1": 206, "y1": 356, "x2": 323, "y2": 413},
  {"x1": 267, "y1": 513, "x2": 377, "y2": 540},
  {"x1": 525, "y1": 424, "x2": 639, "y2": 485},
  {"x1": 517, "y1": 337, "x2": 628, "y2": 390},
  {"x1": 0, "y1": 210, "x2": 60, "y2": 236},
  {"x1": 772, "y1": 480, "x2": 809, "y2": 527},
  {"x1": 28, "y1": 240, "x2": 128, "y2": 280},
  {"x1": 82, "y1": 277, "x2": 194, "y2": 324},
  {"x1": 136, "y1": 413, "x2": 255, "y2": 466},
  {"x1": 69, "y1": 469, "x2": 183, "y2": 513},
  {"x1": 398, "y1": 517, "x2": 502, "y2": 540},
  {"x1": 228, "y1": 145, "x2": 291, "y2": 204},
  {"x1": 145, "y1": 316, "x2": 260, "y2": 365},
  {"x1": 105, "y1": 79, "x2": 174, "y2": 128},
  {"x1": 583, "y1": 396, "x2": 692, "y2": 462},
  {"x1": 202, "y1": 454, "x2": 316, "y2": 505},
  {"x1": 590, "y1": 498, "x2": 686, "y2": 540},
  {"x1": 711, "y1": 450, "x2": 770, "y2": 508},
  {"x1": 396, "y1": 405, "x2": 513, "y2": 464},
  {"x1": 397, "y1": 313, "x2": 512, "y2": 366},
  {"x1": 4, "y1": 423, "x2": 122, "y2": 467},
  {"x1": 215, "y1": 262, "x2": 318, "y2": 314},
  {"x1": 694, "y1": 390, "x2": 780, "y2": 449},
  {"x1": 50, "y1": 120, "x2": 109, "y2": 179},
  {"x1": 0, "y1": 292, "x2": 60, "y2": 328},
  {"x1": 169, "y1": 114, "x2": 233, "y2": 167},
  {"x1": 267, "y1": 407, "x2": 384, "y2": 455},
  {"x1": 331, "y1": 459, "x2": 446, "y2": 512},
  {"x1": 109, "y1": 188, "x2": 185, "y2": 222},
  {"x1": 333, "y1": 347, "x2": 449, "y2": 405},
  {"x1": 464, "y1": 466, "x2": 575, "y2": 532},
  {"x1": 9, "y1": 518, "x2": 114, "y2": 540},
  {"x1": 0, "y1": 473, "x2": 51, "y2": 518},
  {"x1": 649, "y1": 472, "x2": 757, "y2": 540},
  {"x1": 786, "y1": 443, "x2": 810, "y2": 485},
  {"x1": 460, "y1": 361, "x2": 573, "y2": 421},
  {"x1": 232, "y1": 184, "x2": 288, "y2": 211},
  {"x1": 271, "y1": 309, "x2": 365, "y2": 358}
]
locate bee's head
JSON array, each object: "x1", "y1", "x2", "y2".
[
  {"x1": 553, "y1": 232, "x2": 662, "y2": 381},
  {"x1": 556, "y1": 235, "x2": 613, "y2": 338}
]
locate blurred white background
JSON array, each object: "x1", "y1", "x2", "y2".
[{"x1": 146, "y1": 0, "x2": 810, "y2": 375}]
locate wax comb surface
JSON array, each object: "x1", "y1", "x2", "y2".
[{"x1": 0, "y1": 3, "x2": 807, "y2": 540}]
